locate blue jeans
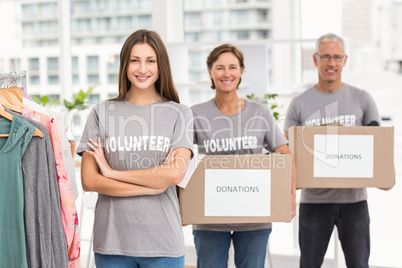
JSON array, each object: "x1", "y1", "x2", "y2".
[
  {"x1": 299, "y1": 200, "x2": 370, "y2": 268},
  {"x1": 94, "y1": 253, "x2": 185, "y2": 268},
  {"x1": 193, "y1": 228, "x2": 272, "y2": 268}
]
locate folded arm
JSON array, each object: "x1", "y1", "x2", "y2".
[
  {"x1": 81, "y1": 151, "x2": 166, "y2": 197},
  {"x1": 86, "y1": 138, "x2": 192, "y2": 189}
]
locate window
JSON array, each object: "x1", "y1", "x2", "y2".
[
  {"x1": 207, "y1": 31, "x2": 222, "y2": 41},
  {"x1": 28, "y1": 58, "x2": 39, "y2": 71},
  {"x1": 232, "y1": 30, "x2": 250, "y2": 40},
  {"x1": 189, "y1": 71, "x2": 202, "y2": 82},
  {"x1": 208, "y1": 11, "x2": 223, "y2": 26},
  {"x1": 185, "y1": 32, "x2": 201, "y2": 42},
  {"x1": 99, "y1": 37, "x2": 118, "y2": 44},
  {"x1": 41, "y1": 21, "x2": 57, "y2": 35},
  {"x1": 22, "y1": 22, "x2": 36, "y2": 35},
  {"x1": 118, "y1": 16, "x2": 132, "y2": 30},
  {"x1": 87, "y1": 74, "x2": 99, "y2": 84},
  {"x1": 98, "y1": 0, "x2": 115, "y2": 12},
  {"x1": 107, "y1": 74, "x2": 118, "y2": 84},
  {"x1": 87, "y1": 56, "x2": 99, "y2": 70},
  {"x1": 185, "y1": 12, "x2": 202, "y2": 27},
  {"x1": 119, "y1": 36, "x2": 127, "y2": 43},
  {"x1": 206, "y1": 0, "x2": 223, "y2": 7},
  {"x1": 189, "y1": 51, "x2": 202, "y2": 68},
  {"x1": 189, "y1": 90, "x2": 204, "y2": 102},
  {"x1": 120, "y1": 0, "x2": 135, "y2": 11},
  {"x1": 31, "y1": 94, "x2": 59, "y2": 103},
  {"x1": 139, "y1": 0, "x2": 152, "y2": 11},
  {"x1": 48, "y1": 75, "x2": 59, "y2": 84},
  {"x1": 231, "y1": 10, "x2": 248, "y2": 25},
  {"x1": 257, "y1": 9, "x2": 268, "y2": 23},
  {"x1": 80, "y1": 38, "x2": 97, "y2": 45},
  {"x1": 47, "y1": 94, "x2": 59, "y2": 102},
  {"x1": 9, "y1": 59, "x2": 21, "y2": 71},
  {"x1": 139, "y1": 15, "x2": 152, "y2": 29},
  {"x1": 71, "y1": 0, "x2": 91, "y2": 13},
  {"x1": 98, "y1": 18, "x2": 111, "y2": 31},
  {"x1": 40, "y1": 40, "x2": 58, "y2": 47},
  {"x1": 72, "y1": 74, "x2": 79, "y2": 84},
  {"x1": 184, "y1": 0, "x2": 202, "y2": 9},
  {"x1": 72, "y1": 57, "x2": 79, "y2": 71},
  {"x1": 29, "y1": 76, "x2": 40, "y2": 85},
  {"x1": 88, "y1": 94, "x2": 100, "y2": 104},
  {"x1": 23, "y1": 40, "x2": 40, "y2": 47},
  {"x1": 39, "y1": 2, "x2": 57, "y2": 17},
  {"x1": 257, "y1": 30, "x2": 269, "y2": 39},
  {"x1": 75, "y1": 19, "x2": 91, "y2": 32},
  {"x1": 22, "y1": 4, "x2": 39, "y2": 18},
  {"x1": 110, "y1": 17, "x2": 118, "y2": 30},
  {"x1": 47, "y1": 57, "x2": 59, "y2": 71}
]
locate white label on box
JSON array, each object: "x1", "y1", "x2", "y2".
[
  {"x1": 313, "y1": 135, "x2": 374, "y2": 178},
  {"x1": 204, "y1": 169, "x2": 271, "y2": 217}
]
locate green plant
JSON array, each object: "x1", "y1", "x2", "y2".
[
  {"x1": 246, "y1": 93, "x2": 280, "y2": 121},
  {"x1": 63, "y1": 83, "x2": 99, "y2": 111},
  {"x1": 32, "y1": 95, "x2": 59, "y2": 107}
]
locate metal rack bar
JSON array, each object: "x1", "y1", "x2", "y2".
[{"x1": 0, "y1": 70, "x2": 27, "y2": 89}]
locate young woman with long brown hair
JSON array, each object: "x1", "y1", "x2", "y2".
[{"x1": 77, "y1": 29, "x2": 193, "y2": 268}]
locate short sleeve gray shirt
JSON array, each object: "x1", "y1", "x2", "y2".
[
  {"x1": 284, "y1": 84, "x2": 381, "y2": 203},
  {"x1": 76, "y1": 99, "x2": 193, "y2": 257}
]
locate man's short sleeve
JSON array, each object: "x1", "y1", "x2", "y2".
[{"x1": 361, "y1": 91, "x2": 381, "y2": 125}]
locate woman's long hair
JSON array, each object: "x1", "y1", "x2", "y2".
[{"x1": 110, "y1": 29, "x2": 180, "y2": 103}]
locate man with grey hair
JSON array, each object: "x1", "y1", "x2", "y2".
[{"x1": 283, "y1": 33, "x2": 381, "y2": 267}]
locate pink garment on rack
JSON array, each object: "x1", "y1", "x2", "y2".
[{"x1": 22, "y1": 108, "x2": 80, "y2": 268}]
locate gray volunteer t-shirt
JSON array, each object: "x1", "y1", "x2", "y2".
[
  {"x1": 284, "y1": 83, "x2": 380, "y2": 203},
  {"x1": 77, "y1": 99, "x2": 193, "y2": 257},
  {"x1": 192, "y1": 98, "x2": 288, "y2": 232}
]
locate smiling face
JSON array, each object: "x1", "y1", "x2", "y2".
[
  {"x1": 208, "y1": 52, "x2": 244, "y2": 93},
  {"x1": 127, "y1": 43, "x2": 159, "y2": 93},
  {"x1": 314, "y1": 40, "x2": 348, "y2": 88}
]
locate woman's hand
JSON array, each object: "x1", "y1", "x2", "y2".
[
  {"x1": 149, "y1": 187, "x2": 168, "y2": 195},
  {"x1": 81, "y1": 151, "x2": 167, "y2": 196},
  {"x1": 86, "y1": 137, "x2": 114, "y2": 178}
]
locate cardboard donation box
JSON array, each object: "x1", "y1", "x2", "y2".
[
  {"x1": 179, "y1": 153, "x2": 292, "y2": 225},
  {"x1": 288, "y1": 126, "x2": 394, "y2": 188}
]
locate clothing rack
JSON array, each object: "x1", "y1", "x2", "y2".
[{"x1": 0, "y1": 71, "x2": 27, "y2": 89}]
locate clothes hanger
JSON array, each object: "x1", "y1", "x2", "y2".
[
  {"x1": 0, "y1": 90, "x2": 17, "y2": 103},
  {"x1": 0, "y1": 104, "x2": 15, "y2": 138},
  {"x1": 0, "y1": 89, "x2": 29, "y2": 109},
  {"x1": 0, "y1": 95, "x2": 22, "y2": 113},
  {"x1": 0, "y1": 73, "x2": 29, "y2": 108},
  {"x1": 0, "y1": 104, "x2": 43, "y2": 138},
  {"x1": 4, "y1": 87, "x2": 27, "y2": 102},
  {"x1": 0, "y1": 73, "x2": 42, "y2": 138}
]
